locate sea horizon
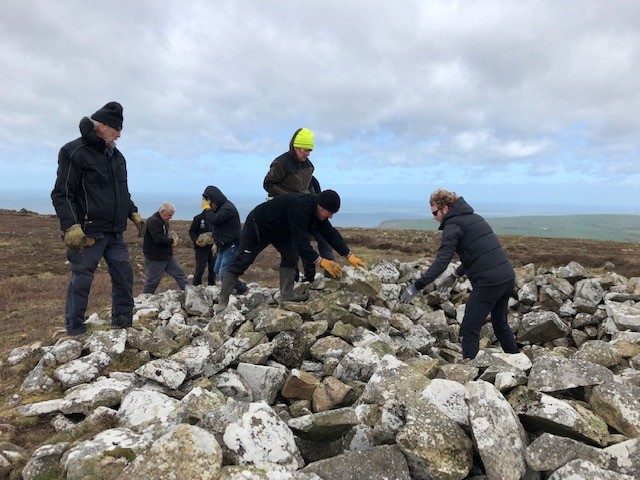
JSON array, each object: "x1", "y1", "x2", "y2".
[{"x1": 2, "y1": 190, "x2": 638, "y2": 229}]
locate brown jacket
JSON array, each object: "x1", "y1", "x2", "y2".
[{"x1": 263, "y1": 128, "x2": 314, "y2": 197}]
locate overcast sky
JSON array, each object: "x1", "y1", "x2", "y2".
[{"x1": 1, "y1": 0, "x2": 639, "y2": 220}]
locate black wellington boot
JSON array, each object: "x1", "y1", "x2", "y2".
[
  {"x1": 215, "y1": 273, "x2": 238, "y2": 313},
  {"x1": 280, "y1": 267, "x2": 309, "y2": 302}
]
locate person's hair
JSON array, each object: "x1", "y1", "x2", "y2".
[
  {"x1": 430, "y1": 189, "x2": 458, "y2": 209},
  {"x1": 89, "y1": 118, "x2": 101, "y2": 129},
  {"x1": 158, "y1": 202, "x2": 175, "y2": 214}
]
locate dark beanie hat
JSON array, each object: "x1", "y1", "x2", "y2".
[
  {"x1": 91, "y1": 102, "x2": 123, "y2": 130},
  {"x1": 317, "y1": 189, "x2": 341, "y2": 213}
]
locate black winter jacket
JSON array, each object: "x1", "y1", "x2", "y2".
[
  {"x1": 51, "y1": 117, "x2": 138, "y2": 233},
  {"x1": 415, "y1": 197, "x2": 514, "y2": 290},
  {"x1": 143, "y1": 212, "x2": 174, "y2": 261},
  {"x1": 251, "y1": 193, "x2": 349, "y2": 264},
  {"x1": 202, "y1": 186, "x2": 242, "y2": 251},
  {"x1": 263, "y1": 129, "x2": 315, "y2": 196},
  {"x1": 189, "y1": 211, "x2": 213, "y2": 250}
]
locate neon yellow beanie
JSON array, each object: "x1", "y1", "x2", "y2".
[{"x1": 293, "y1": 128, "x2": 314, "y2": 150}]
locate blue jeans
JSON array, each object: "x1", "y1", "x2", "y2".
[
  {"x1": 143, "y1": 256, "x2": 188, "y2": 293},
  {"x1": 65, "y1": 232, "x2": 133, "y2": 335},
  {"x1": 215, "y1": 244, "x2": 245, "y2": 291}
]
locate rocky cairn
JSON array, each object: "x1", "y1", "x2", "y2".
[{"x1": 3, "y1": 259, "x2": 640, "y2": 479}]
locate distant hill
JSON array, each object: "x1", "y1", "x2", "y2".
[{"x1": 379, "y1": 214, "x2": 640, "y2": 243}]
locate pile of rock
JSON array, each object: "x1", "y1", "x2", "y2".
[{"x1": 4, "y1": 259, "x2": 640, "y2": 479}]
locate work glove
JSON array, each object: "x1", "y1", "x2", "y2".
[
  {"x1": 168, "y1": 231, "x2": 179, "y2": 247},
  {"x1": 400, "y1": 284, "x2": 419, "y2": 303},
  {"x1": 63, "y1": 224, "x2": 88, "y2": 252},
  {"x1": 320, "y1": 258, "x2": 342, "y2": 278},
  {"x1": 131, "y1": 212, "x2": 146, "y2": 237},
  {"x1": 201, "y1": 198, "x2": 212, "y2": 211},
  {"x1": 437, "y1": 274, "x2": 457, "y2": 294},
  {"x1": 195, "y1": 232, "x2": 214, "y2": 247},
  {"x1": 347, "y1": 253, "x2": 368, "y2": 270}
]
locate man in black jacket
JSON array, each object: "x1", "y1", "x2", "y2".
[
  {"x1": 189, "y1": 206, "x2": 216, "y2": 286},
  {"x1": 215, "y1": 190, "x2": 367, "y2": 311},
  {"x1": 142, "y1": 203, "x2": 188, "y2": 293},
  {"x1": 51, "y1": 102, "x2": 146, "y2": 336},
  {"x1": 201, "y1": 186, "x2": 246, "y2": 294},
  {"x1": 400, "y1": 189, "x2": 519, "y2": 360}
]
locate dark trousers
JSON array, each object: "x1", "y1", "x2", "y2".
[
  {"x1": 298, "y1": 229, "x2": 335, "y2": 280},
  {"x1": 459, "y1": 278, "x2": 519, "y2": 359},
  {"x1": 143, "y1": 256, "x2": 188, "y2": 294},
  {"x1": 65, "y1": 232, "x2": 134, "y2": 336},
  {"x1": 193, "y1": 246, "x2": 216, "y2": 285},
  {"x1": 228, "y1": 214, "x2": 298, "y2": 277}
]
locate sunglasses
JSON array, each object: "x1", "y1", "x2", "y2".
[{"x1": 431, "y1": 208, "x2": 440, "y2": 217}]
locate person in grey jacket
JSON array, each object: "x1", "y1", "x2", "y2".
[{"x1": 400, "y1": 189, "x2": 519, "y2": 360}]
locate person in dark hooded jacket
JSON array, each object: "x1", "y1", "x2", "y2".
[
  {"x1": 51, "y1": 102, "x2": 146, "y2": 336},
  {"x1": 214, "y1": 189, "x2": 367, "y2": 312},
  {"x1": 400, "y1": 189, "x2": 519, "y2": 360},
  {"x1": 201, "y1": 186, "x2": 246, "y2": 294}
]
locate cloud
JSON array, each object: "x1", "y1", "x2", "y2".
[{"x1": 1, "y1": 0, "x2": 639, "y2": 211}]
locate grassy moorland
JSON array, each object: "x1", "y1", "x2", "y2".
[{"x1": 380, "y1": 214, "x2": 640, "y2": 242}]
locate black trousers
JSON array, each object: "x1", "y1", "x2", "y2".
[
  {"x1": 459, "y1": 278, "x2": 519, "y2": 359},
  {"x1": 297, "y1": 228, "x2": 336, "y2": 280},
  {"x1": 193, "y1": 246, "x2": 216, "y2": 285},
  {"x1": 228, "y1": 213, "x2": 299, "y2": 277}
]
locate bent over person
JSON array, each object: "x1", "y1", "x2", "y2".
[
  {"x1": 400, "y1": 189, "x2": 519, "y2": 360},
  {"x1": 51, "y1": 101, "x2": 146, "y2": 336},
  {"x1": 216, "y1": 190, "x2": 367, "y2": 311}
]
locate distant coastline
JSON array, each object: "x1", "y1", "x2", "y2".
[
  {"x1": 379, "y1": 214, "x2": 640, "y2": 243},
  {"x1": 2, "y1": 190, "x2": 639, "y2": 240}
]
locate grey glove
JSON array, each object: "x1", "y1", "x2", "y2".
[
  {"x1": 437, "y1": 274, "x2": 457, "y2": 294},
  {"x1": 400, "y1": 284, "x2": 419, "y2": 303}
]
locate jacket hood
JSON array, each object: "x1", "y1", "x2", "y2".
[
  {"x1": 439, "y1": 197, "x2": 474, "y2": 229},
  {"x1": 288, "y1": 128, "x2": 303, "y2": 154},
  {"x1": 79, "y1": 116, "x2": 105, "y2": 148},
  {"x1": 203, "y1": 186, "x2": 227, "y2": 207}
]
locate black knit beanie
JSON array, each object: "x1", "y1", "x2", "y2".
[
  {"x1": 317, "y1": 189, "x2": 341, "y2": 213},
  {"x1": 91, "y1": 102, "x2": 123, "y2": 130}
]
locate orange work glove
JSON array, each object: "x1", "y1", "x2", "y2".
[
  {"x1": 319, "y1": 258, "x2": 342, "y2": 278},
  {"x1": 347, "y1": 253, "x2": 367, "y2": 270}
]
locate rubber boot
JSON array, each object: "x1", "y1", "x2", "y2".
[
  {"x1": 215, "y1": 273, "x2": 238, "y2": 313},
  {"x1": 280, "y1": 267, "x2": 309, "y2": 302}
]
